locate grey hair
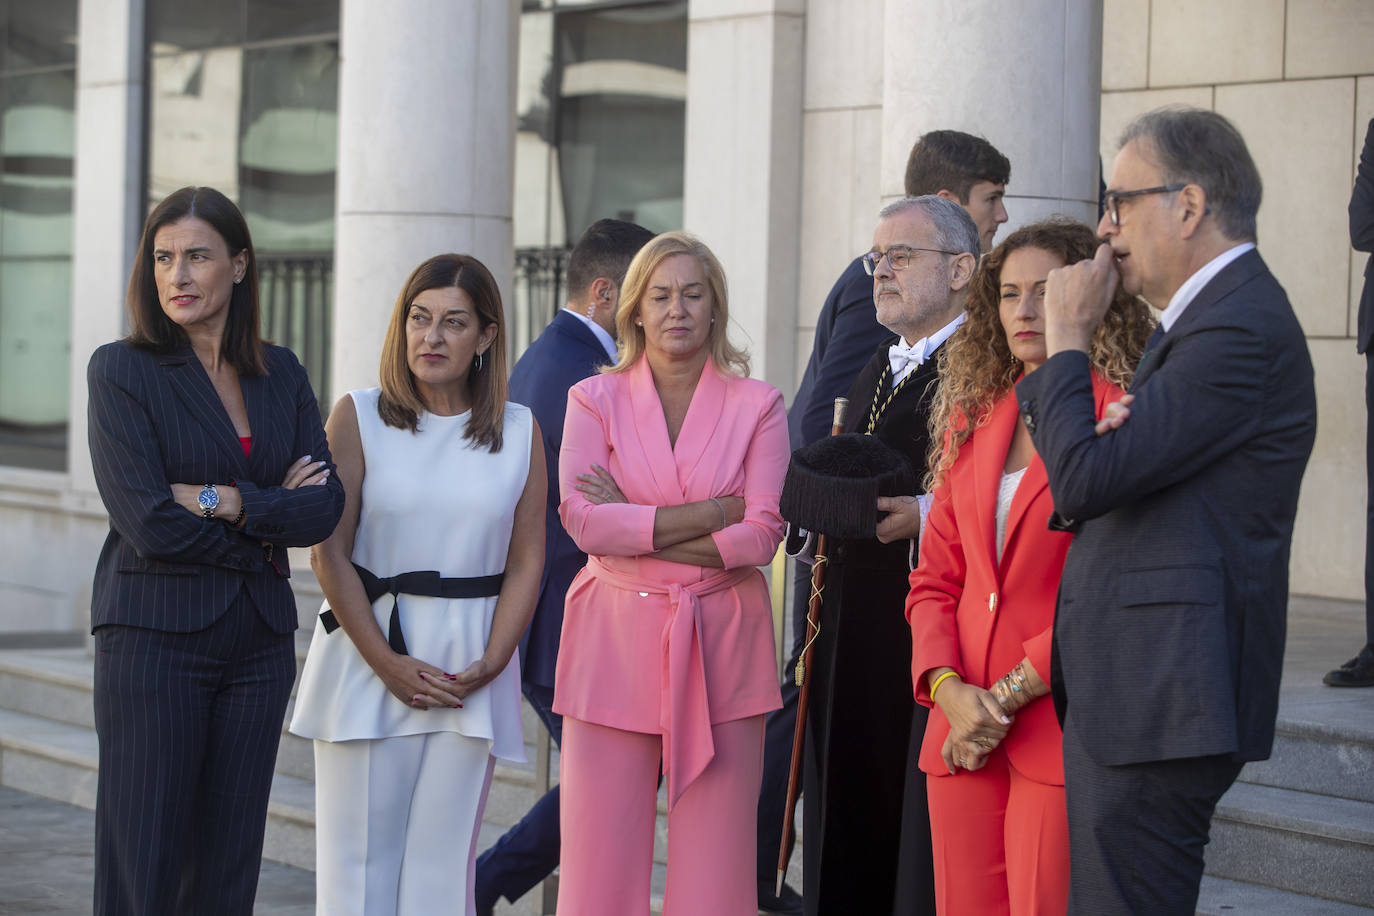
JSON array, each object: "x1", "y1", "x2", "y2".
[
  {"x1": 878, "y1": 195, "x2": 981, "y2": 258},
  {"x1": 1118, "y1": 106, "x2": 1261, "y2": 241}
]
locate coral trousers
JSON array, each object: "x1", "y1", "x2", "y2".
[
  {"x1": 926, "y1": 750, "x2": 1069, "y2": 916},
  {"x1": 557, "y1": 715, "x2": 764, "y2": 916}
]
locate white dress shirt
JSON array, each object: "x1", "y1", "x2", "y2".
[
  {"x1": 565, "y1": 308, "x2": 618, "y2": 360},
  {"x1": 1159, "y1": 242, "x2": 1255, "y2": 332},
  {"x1": 889, "y1": 312, "x2": 966, "y2": 385}
]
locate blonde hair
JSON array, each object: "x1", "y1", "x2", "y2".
[
  {"x1": 603, "y1": 231, "x2": 750, "y2": 377},
  {"x1": 925, "y1": 217, "x2": 1154, "y2": 490},
  {"x1": 377, "y1": 253, "x2": 509, "y2": 452}
]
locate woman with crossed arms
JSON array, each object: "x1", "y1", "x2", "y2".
[
  {"x1": 907, "y1": 218, "x2": 1152, "y2": 915},
  {"x1": 555, "y1": 231, "x2": 789, "y2": 915}
]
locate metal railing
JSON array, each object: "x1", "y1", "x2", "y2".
[
  {"x1": 511, "y1": 245, "x2": 569, "y2": 358},
  {"x1": 258, "y1": 253, "x2": 333, "y2": 411}
]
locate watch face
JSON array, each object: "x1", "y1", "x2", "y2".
[{"x1": 198, "y1": 486, "x2": 219, "y2": 510}]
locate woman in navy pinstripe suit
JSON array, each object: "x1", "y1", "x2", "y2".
[{"x1": 87, "y1": 186, "x2": 344, "y2": 915}]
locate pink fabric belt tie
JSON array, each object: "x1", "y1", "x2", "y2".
[{"x1": 584, "y1": 557, "x2": 753, "y2": 808}]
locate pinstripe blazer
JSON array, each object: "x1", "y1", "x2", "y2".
[{"x1": 87, "y1": 340, "x2": 345, "y2": 635}]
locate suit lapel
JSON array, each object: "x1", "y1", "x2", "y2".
[
  {"x1": 161, "y1": 349, "x2": 249, "y2": 477},
  {"x1": 1133, "y1": 250, "x2": 1267, "y2": 390},
  {"x1": 972, "y1": 393, "x2": 1018, "y2": 565},
  {"x1": 241, "y1": 356, "x2": 293, "y2": 478},
  {"x1": 627, "y1": 358, "x2": 685, "y2": 503},
  {"x1": 552, "y1": 310, "x2": 614, "y2": 366},
  {"x1": 672, "y1": 358, "x2": 728, "y2": 488}
]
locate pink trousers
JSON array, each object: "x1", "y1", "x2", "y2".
[
  {"x1": 556, "y1": 715, "x2": 763, "y2": 916},
  {"x1": 926, "y1": 750, "x2": 1070, "y2": 916}
]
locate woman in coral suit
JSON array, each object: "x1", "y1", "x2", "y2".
[{"x1": 908, "y1": 218, "x2": 1153, "y2": 915}]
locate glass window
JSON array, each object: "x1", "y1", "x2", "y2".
[
  {"x1": 0, "y1": 0, "x2": 77, "y2": 472},
  {"x1": 147, "y1": 4, "x2": 338, "y2": 411},
  {"x1": 510, "y1": 0, "x2": 686, "y2": 356}
]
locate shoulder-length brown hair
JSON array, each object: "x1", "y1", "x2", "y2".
[
  {"x1": 925, "y1": 217, "x2": 1155, "y2": 490},
  {"x1": 603, "y1": 231, "x2": 750, "y2": 377},
  {"x1": 377, "y1": 253, "x2": 509, "y2": 452},
  {"x1": 125, "y1": 186, "x2": 266, "y2": 374}
]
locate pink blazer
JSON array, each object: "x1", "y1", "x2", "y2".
[
  {"x1": 907, "y1": 374, "x2": 1122, "y2": 785},
  {"x1": 555, "y1": 357, "x2": 787, "y2": 804}
]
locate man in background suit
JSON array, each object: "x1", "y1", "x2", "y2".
[
  {"x1": 758, "y1": 129, "x2": 1009, "y2": 914},
  {"x1": 1017, "y1": 107, "x2": 1316, "y2": 914},
  {"x1": 1325, "y1": 116, "x2": 1374, "y2": 687},
  {"x1": 474, "y1": 218, "x2": 654, "y2": 915}
]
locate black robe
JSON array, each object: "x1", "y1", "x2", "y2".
[{"x1": 802, "y1": 339, "x2": 938, "y2": 916}]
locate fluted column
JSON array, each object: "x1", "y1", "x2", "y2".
[
  {"x1": 682, "y1": 0, "x2": 805, "y2": 390},
  {"x1": 880, "y1": 0, "x2": 1104, "y2": 232},
  {"x1": 331, "y1": 0, "x2": 519, "y2": 398},
  {"x1": 68, "y1": 0, "x2": 145, "y2": 493}
]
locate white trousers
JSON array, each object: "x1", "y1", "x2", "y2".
[{"x1": 313, "y1": 731, "x2": 495, "y2": 916}]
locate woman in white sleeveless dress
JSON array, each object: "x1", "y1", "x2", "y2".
[{"x1": 290, "y1": 254, "x2": 545, "y2": 915}]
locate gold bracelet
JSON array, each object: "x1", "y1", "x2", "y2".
[{"x1": 929, "y1": 670, "x2": 961, "y2": 700}]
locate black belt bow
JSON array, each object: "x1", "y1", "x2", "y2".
[{"x1": 319, "y1": 563, "x2": 505, "y2": 655}]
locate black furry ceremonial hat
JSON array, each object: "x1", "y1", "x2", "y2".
[{"x1": 779, "y1": 433, "x2": 917, "y2": 539}]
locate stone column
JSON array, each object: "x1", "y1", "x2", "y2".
[
  {"x1": 331, "y1": 0, "x2": 519, "y2": 398},
  {"x1": 683, "y1": 0, "x2": 805, "y2": 391},
  {"x1": 68, "y1": 0, "x2": 146, "y2": 493},
  {"x1": 880, "y1": 0, "x2": 1103, "y2": 232}
]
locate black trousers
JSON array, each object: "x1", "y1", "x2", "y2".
[
  {"x1": 1365, "y1": 351, "x2": 1374, "y2": 645},
  {"x1": 1062, "y1": 715, "x2": 1242, "y2": 916},
  {"x1": 93, "y1": 588, "x2": 295, "y2": 916},
  {"x1": 474, "y1": 682, "x2": 563, "y2": 907}
]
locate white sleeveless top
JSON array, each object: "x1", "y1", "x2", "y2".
[
  {"x1": 289, "y1": 388, "x2": 530, "y2": 762},
  {"x1": 995, "y1": 466, "x2": 1028, "y2": 566}
]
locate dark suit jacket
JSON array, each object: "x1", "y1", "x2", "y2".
[
  {"x1": 1354, "y1": 118, "x2": 1374, "y2": 353},
  {"x1": 1015, "y1": 249, "x2": 1316, "y2": 766},
  {"x1": 508, "y1": 310, "x2": 612, "y2": 690},
  {"x1": 87, "y1": 340, "x2": 345, "y2": 635},
  {"x1": 788, "y1": 256, "x2": 889, "y2": 449}
]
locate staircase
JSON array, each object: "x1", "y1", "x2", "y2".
[
  {"x1": 1196, "y1": 595, "x2": 1374, "y2": 914},
  {"x1": 0, "y1": 558, "x2": 690, "y2": 915},
  {"x1": 2, "y1": 581, "x2": 1366, "y2": 913}
]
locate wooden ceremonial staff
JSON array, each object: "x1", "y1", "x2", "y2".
[{"x1": 777, "y1": 396, "x2": 848, "y2": 896}]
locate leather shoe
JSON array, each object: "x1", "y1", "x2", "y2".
[
  {"x1": 1323, "y1": 644, "x2": 1374, "y2": 687},
  {"x1": 758, "y1": 878, "x2": 804, "y2": 915}
]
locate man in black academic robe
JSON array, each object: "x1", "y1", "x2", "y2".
[{"x1": 801, "y1": 196, "x2": 980, "y2": 916}]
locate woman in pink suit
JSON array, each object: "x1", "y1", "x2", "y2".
[
  {"x1": 906, "y1": 219, "x2": 1153, "y2": 916},
  {"x1": 555, "y1": 231, "x2": 788, "y2": 915}
]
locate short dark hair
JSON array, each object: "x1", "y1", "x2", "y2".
[
  {"x1": 904, "y1": 130, "x2": 1011, "y2": 201},
  {"x1": 378, "y1": 254, "x2": 509, "y2": 451},
  {"x1": 125, "y1": 186, "x2": 265, "y2": 374},
  {"x1": 1119, "y1": 106, "x2": 1261, "y2": 241},
  {"x1": 565, "y1": 218, "x2": 655, "y2": 301}
]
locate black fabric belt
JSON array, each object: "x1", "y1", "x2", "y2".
[{"x1": 319, "y1": 563, "x2": 505, "y2": 656}]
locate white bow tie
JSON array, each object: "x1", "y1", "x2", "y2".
[{"x1": 888, "y1": 339, "x2": 930, "y2": 378}]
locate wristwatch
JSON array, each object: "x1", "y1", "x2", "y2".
[{"x1": 197, "y1": 484, "x2": 220, "y2": 519}]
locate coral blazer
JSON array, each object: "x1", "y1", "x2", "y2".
[
  {"x1": 555, "y1": 357, "x2": 787, "y2": 804},
  {"x1": 907, "y1": 374, "x2": 1121, "y2": 785}
]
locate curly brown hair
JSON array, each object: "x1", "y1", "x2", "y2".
[{"x1": 925, "y1": 217, "x2": 1155, "y2": 490}]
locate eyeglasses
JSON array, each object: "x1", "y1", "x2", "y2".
[
  {"x1": 1103, "y1": 184, "x2": 1187, "y2": 227},
  {"x1": 860, "y1": 244, "x2": 960, "y2": 275}
]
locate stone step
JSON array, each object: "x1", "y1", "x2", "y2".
[
  {"x1": 1197, "y1": 875, "x2": 1374, "y2": 915},
  {"x1": 0, "y1": 650, "x2": 691, "y2": 877},
  {"x1": 1238, "y1": 710, "x2": 1374, "y2": 804},
  {"x1": 1205, "y1": 781, "x2": 1374, "y2": 907}
]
